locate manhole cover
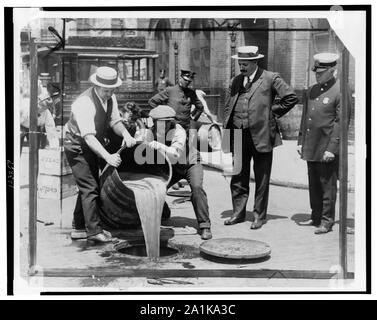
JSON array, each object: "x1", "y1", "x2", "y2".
[
  {"x1": 200, "y1": 238, "x2": 271, "y2": 259},
  {"x1": 115, "y1": 243, "x2": 178, "y2": 258}
]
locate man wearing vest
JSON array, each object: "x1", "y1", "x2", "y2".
[
  {"x1": 297, "y1": 53, "x2": 351, "y2": 234},
  {"x1": 64, "y1": 66, "x2": 137, "y2": 243},
  {"x1": 222, "y1": 46, "x2": 298, "y2": 229}
]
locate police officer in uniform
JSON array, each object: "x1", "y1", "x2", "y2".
[
  {"x1": 64, "y1": 66, "x2": 137, "y2": 243},
  {"x1": 297, "y1": 52, "x2": 351, "y2": 234}
]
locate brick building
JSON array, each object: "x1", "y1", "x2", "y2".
[{"x1": 20, "y1": 17, "x2": 355, "y2": 139}]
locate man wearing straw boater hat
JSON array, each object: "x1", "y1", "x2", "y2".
[
  {"x1": 222, "y1": 46, "x2": 298, "y2": 229},
  {"x1": 297, "y1": 52, "x2": 351, "y2": 234},
  {"x1": 64, "y1": 66, "x2": 137, "y2": 243}
]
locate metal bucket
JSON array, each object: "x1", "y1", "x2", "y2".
[
  {"x1": 99, "y1": 143, "x2": 172, "y2": 228},
  {"x1": 197, "y1": 123, "x2": 222, "y2": 152}
]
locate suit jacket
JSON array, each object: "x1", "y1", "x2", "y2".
[
  {"x1": 222, "y1": 68, "x2": 298, "y2": 153},
  {"x1": 298, "y1": 78, "x2": 351, "y2": 161}
]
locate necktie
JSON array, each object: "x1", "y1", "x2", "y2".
[{"x1": 244, "y1": 77, "x2": 252, "y2": 91}]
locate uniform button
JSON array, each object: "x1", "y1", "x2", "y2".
[
  {"x1": 320, "y1": 88, "x2": 324, "y2": 91},
  {"x1": 316, "y1": 98, "x2": 319, "y2": 101},
  {"x1": 309, "y1": 118, "x2": 312, "y2": 120},
  {"x1": 307, "y1": 129, "x2": 310, "y2": 131}
]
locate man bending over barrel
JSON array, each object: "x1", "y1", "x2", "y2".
[
  {"x1": 64, "y1": 66, "x2": 137, "y2": 243},
  {"x1": 145, "y1": 105, "x2": 213, "y2": 240}
]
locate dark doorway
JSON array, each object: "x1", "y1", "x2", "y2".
[{"x1": 241, "y1": 19, "x2": 269, "y2": 70}]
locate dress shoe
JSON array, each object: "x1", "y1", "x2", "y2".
[
  {"x1": 200, "y1": 228, "x2": 213, "y2": 240},
  {"x1": 314, "y1": 224, "x2": 332, "y2": 235},
  {"x1": 298, "y1": 219, "x2": 320, "y2": 227},
  {"x1": 250, "y1": 218, "x2": 266, "y2": 230},
  {"x1": 224, "y1": 215, "x2": 245, "y2": 226},
  {"x1": 70, "y1": 228, "x2": 87, "y2": 240},
  {"x1": 87, "y1": 231, "x2": 114, "y2": 243}
]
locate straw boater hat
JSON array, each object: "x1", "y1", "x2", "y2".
[
  {"x1": 312, "y1": 52, "x2": 339, "y2": 72},
  {"x1": 90, "y1": 66, "x2": 122, "y2": 88},
  {"x1": 232, "y1": 46, "x2": 264, "y2": 60},
  {"x1": 149, "y1": 105, "x2": 176, "y2": 121}
]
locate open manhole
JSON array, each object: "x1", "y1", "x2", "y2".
[{"x1": 115, "y1": 242, "x2": 178, "y2": 258}]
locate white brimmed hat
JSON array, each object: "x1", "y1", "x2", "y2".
[
  {"x1": 312, "y1": 52, "x2": 339, "y2": 72},
  {"x1": 232, "y1": 46, "x2": 264, "y2": 60},
  {"x1": 149, "y1": 105, "x2": 176, "y2": 120},
  {"x1": 90, "y1": 66, "x2": 122, "y2": 88}
]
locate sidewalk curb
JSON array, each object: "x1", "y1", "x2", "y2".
[{"x1": 202, "y1": 161, "x2": 355, "y2": 193}]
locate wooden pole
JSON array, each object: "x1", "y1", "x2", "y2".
[
  {"x1": 28, "y1": 38, "x2": 38, "y2": 274},
  {"x1": 339, "y1": 48, "x2": 349, "y2": 278},
  {"x1": 174, "y1": 41, "x2": 178, "y2": 83},
  {"x1": 230, "y1": 31, "x2": 237, "y2": 79}
]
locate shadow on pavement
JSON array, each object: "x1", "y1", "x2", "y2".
[
  {"x1": 220, "y1": 210, "x2": 254, "y2": 222},
  {"x1": 221, "y1": 210, "x2": 288, "y2": 222},
  {"x1": 335, "y1": 218, "x2": 354, "y2": 228},
  {"x1": 162, "y1": 216, "x2": 198, "y2": 229},
  {"x1": 290, "y1": 213, "x2": 312, "y2": 225},
  {"x1": 266, "y1": 213, "x2": 288, "y2": 220}
]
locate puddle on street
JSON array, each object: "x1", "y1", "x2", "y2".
[{"x1": 181, "y1": 262, "x2": 196, "y2": 269}]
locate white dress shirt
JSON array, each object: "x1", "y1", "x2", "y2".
[
  {"x1": 243, "y1": 67, "x2": 259, "y2": 87},
  {"x1": 70, "y1": 88, "x2": 122, "y2": 138}
]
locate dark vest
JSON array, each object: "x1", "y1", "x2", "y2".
[
  {"x1": 232, "y1": 85, "x2": 250, "y2": 128},
  {"x1": 65, "y1": 87, "x2": 113, "y2": 148}
]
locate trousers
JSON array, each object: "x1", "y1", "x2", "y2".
[
  {"x1": 64, "y1": 141, "x2": 104, "y2": 236},
  {"x1": 307, "y1": 159, "x2": 338, "y2": 226},
  {"x1": 230, "y1": 129, "x2": 273, "y2": 220},
  {"x1": 166, "y1": 163, "x2": 211, "y2": 229}
]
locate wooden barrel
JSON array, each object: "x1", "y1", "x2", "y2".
[
  {"x1": 99, "y1": 144, "x2": 172, "y2": 228},
  {"x1": 197, "y1": 123, "x2": 222, "y2": 152}
]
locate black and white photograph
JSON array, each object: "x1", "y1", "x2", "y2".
[{"x1": 4, "y1": 3, "x2": 371, "y2": 296}]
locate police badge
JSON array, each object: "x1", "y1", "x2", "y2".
[{"x1": 323, "y1": 97, "x2": 329, "y2": 104}]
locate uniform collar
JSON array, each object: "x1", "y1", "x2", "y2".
[{"x1": 320, "y1": 77, "x2": 336, "y2": 90}]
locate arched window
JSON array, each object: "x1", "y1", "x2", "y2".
[{"x1": 188, "y1": 19, "x2": 212, "y2": 90}]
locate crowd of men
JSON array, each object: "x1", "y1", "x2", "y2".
[{"x1": 22, "y1": 45, "x2": 350, "y2": 244}]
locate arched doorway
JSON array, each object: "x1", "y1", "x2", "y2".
[{"x1": 149, "y1": 19, "x2": 171, "y2": 81}]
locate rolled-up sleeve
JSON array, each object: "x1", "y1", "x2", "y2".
[
  {"x1": 71, "y1": 96, "x2": 96, "y2": 137},
  {"x1": 170, "y1": 124, "x2": 187, "y2": 157}
]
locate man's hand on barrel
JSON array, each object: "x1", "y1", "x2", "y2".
[
  {"x1": 122, "y1": 130, "x2": 137, "y2": 148},
  {"x1": 106, "y1": 153, "x2": 122, "y2": 167}
]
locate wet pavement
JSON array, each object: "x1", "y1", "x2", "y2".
[{"x1": 17, "y1": 146, "x2": 356, "y2": 291}]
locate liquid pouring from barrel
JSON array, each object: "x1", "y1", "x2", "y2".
[{"x1": 99, "y1": 144, "x2": 172, "y2": 260}]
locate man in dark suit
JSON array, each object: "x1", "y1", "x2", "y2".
[
  {"x1": 298, "y1": 52, "x2": 351, "y2": 234},
  {"x1": 223, "y1": 46, "x2": 298, "y2": 229}
]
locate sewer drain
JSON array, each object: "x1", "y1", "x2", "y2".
[{"x1": 116, "y1": 244, "x2": 178, "y2": 258}]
